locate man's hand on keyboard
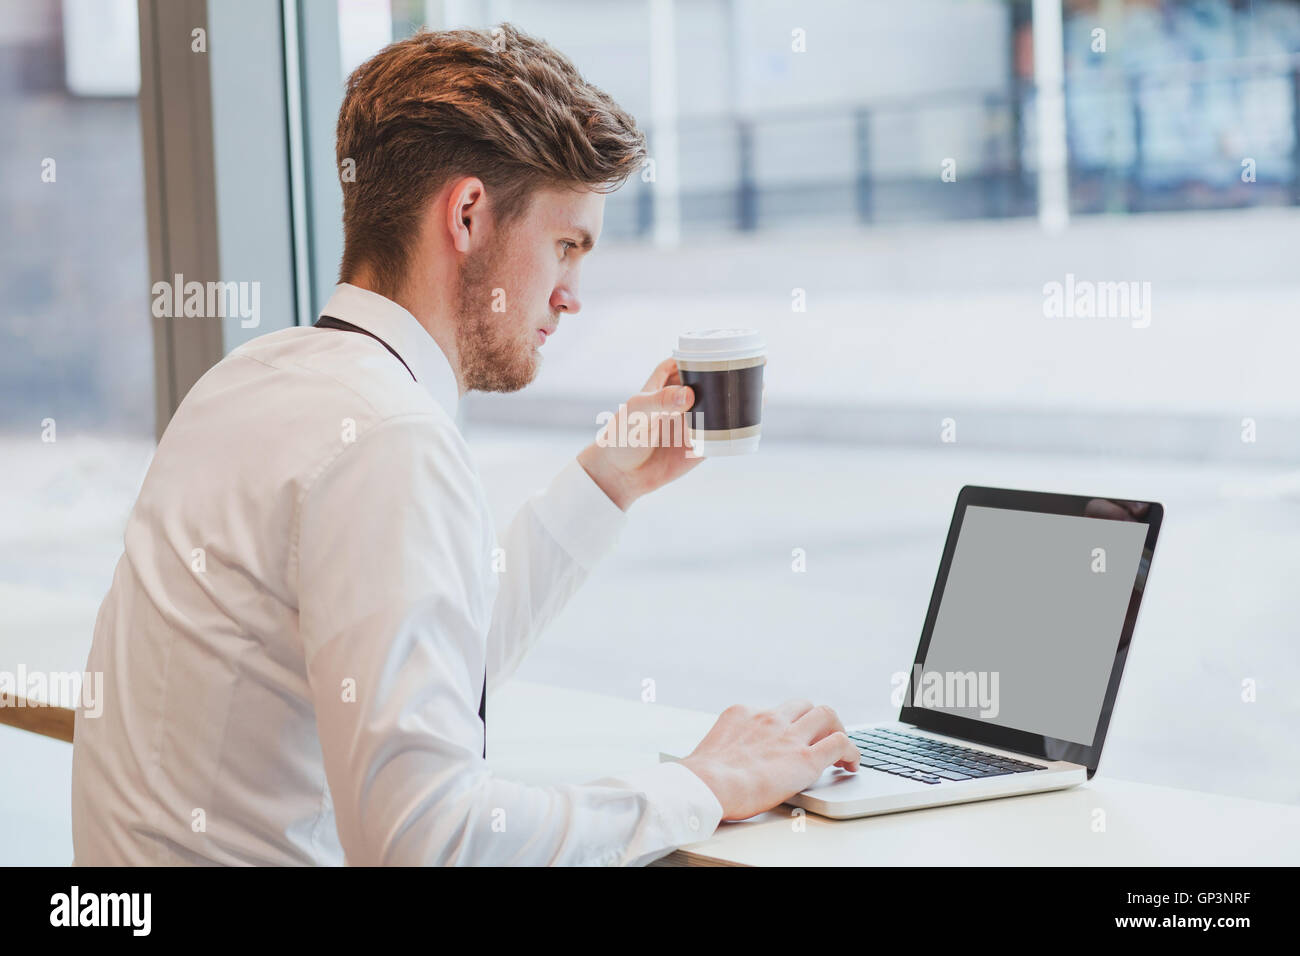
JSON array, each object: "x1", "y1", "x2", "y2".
[{"x1": 680, "y1": 699, "x2": 860, "y2": 821}]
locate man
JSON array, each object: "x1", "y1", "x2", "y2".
[{"x1": 71, "y1": 23, "x2": 859, "y2": 866}]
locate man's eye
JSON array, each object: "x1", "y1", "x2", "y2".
[{"x1": 560, "y1": 240, "x2": 576, "y2": 256}]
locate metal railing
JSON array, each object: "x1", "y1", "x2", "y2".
[{"x1": 617, "y1": 58, "x2": 1300, "y2": 237}]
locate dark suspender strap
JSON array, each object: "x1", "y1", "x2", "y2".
[
  {"x1": 315, "y1": 315, "x2": 417, "y2": 382},
  {"x1": 314, "y1": 314, "x2": 487, "y2": 758}
]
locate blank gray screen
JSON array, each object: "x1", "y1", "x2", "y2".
[{"x1": 919, "y1": 506, "x2": 1148, "y2": 746}]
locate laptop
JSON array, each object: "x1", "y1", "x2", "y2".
[{"x1": 664, "y1": 485, "x2": 1163, "y2": 820}]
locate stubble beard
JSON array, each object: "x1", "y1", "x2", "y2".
[{"x1": 455, "y1": 234, "x2": 542, "y2": 393}]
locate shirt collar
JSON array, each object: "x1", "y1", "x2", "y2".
[{"x1": 317, "y1": 283, "x2": 459, "y2": 420}]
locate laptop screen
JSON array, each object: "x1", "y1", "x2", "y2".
[{"x1": 914, "y1": 504, "x2": 1150, "y2": 748}]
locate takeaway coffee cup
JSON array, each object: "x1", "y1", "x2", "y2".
[{"x1": 673, "y1": 329, "x2": 766, "y2": 456}]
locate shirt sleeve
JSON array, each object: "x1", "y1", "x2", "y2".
[
  {"x1": 296, "y1": 414, "x2": 721, "y2": 865},
  {"x1": 484, "y1": 457, "x2": 628, "y2": 689}
]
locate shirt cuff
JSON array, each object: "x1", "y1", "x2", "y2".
[
  {"x1": 530, "y1": 457, "x2": 629, "y2": 571},
  {"x1": 590, "y1": 760, "x2": 724, "y2": 850}
]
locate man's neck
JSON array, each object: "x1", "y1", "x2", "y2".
[{"x1": 347, "y1": 272, "x2": 467, "y2": 396}]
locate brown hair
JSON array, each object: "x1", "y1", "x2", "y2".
[{"x1": 335, "y1": 23, "x2": 647, "y2": 296}]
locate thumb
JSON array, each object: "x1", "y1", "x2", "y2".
[
  {"x1": 641, "y1": 356, "x2": 679, "y2": 393},
  {"x1": 628, "y1": 385, "x2": 694, "y2": 416}
]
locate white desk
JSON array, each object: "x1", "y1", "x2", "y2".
[{"x1": 489, "y1": 679, "x2": 1300, "y2": 866}]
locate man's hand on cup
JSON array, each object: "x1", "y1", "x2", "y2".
[{"x1": 577, "y1": 357, "x2": 702, "y2": 511}]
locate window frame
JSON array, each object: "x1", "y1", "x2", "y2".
[{"x1": 137, "y1": 0, "x2": 304, "y2": 436}]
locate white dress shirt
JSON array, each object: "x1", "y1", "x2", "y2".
[{"x1": 70, "y1": 282, "x2": 722, "y2": 866}]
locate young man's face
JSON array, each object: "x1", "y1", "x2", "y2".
[{"x1": 456, "y1": 185, "x2": 605, "y2": 392}]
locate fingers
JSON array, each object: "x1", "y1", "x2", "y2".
[
  {"x1": 632, "y1": 360, "x2": 691, "y2": 429},
  {"x1": 626, "y1": 384, "x2": 693, "y2": 417},
  {"x1": 778, "y1": 701, "x2": 859, "y2": 770},
  {"x1": 641, "y1": 356, "x2": 680, "y2": 393},
  {"x1": 812, "y1": 732, "x2": 861, "y2": 772},
  {"x1": 771, "y1": 698, "x2": 815, "y2": 724},
  {"x1": 790, "y1": 703, "x2": 846, "y2": 745},
  {"x1": 665, "y1": 438, "x2": 707, "y2": 472}
]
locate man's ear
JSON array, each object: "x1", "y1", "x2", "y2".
[{"x1": 445, "y1": 176, "x2": 487, "y2": 254}]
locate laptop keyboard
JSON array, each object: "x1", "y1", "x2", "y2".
[{"x1": 849, "y1": 727, "x2": 1047, "y2": 785}]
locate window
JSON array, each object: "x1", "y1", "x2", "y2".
[{"x1": 0, "y1": 0, "x2": 154, "y2": 865}]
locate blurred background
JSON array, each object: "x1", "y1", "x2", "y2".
[{"x1": 3, "y1": 0, "x2": 1298, "y2": 864}]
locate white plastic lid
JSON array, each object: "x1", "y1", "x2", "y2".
[{"x1": 673, "y1": 328, "x2": 766, "y2": 362}]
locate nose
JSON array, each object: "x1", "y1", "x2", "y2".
[{"x1": 550, "y1": 284, "x2": 581, "y2": 316}]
